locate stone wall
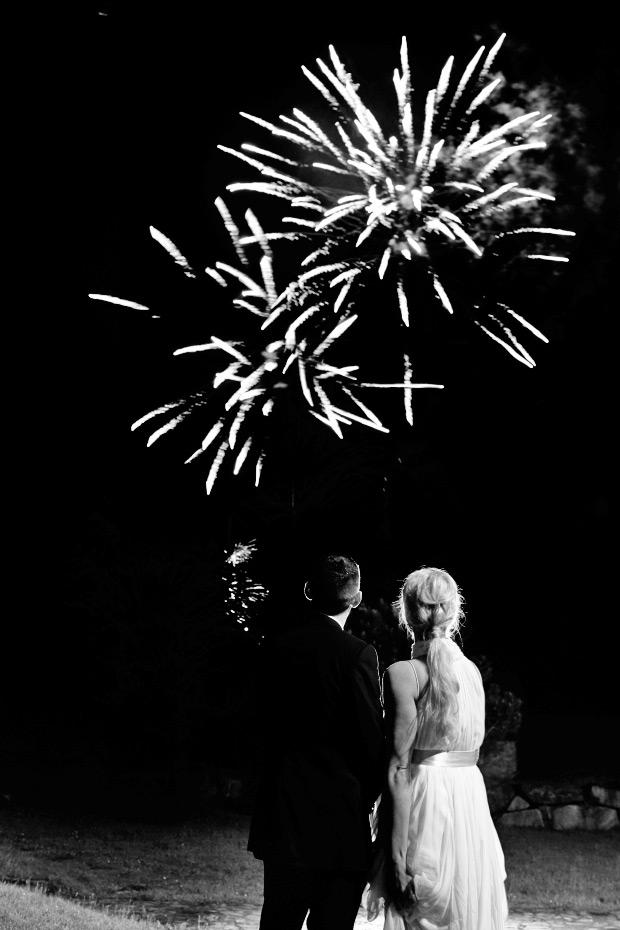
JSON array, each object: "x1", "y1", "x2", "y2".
[
  {"x1": 479, "y1": 740, "x2": 619, "y2": 830},
  {"x1": 495, "y1": 782, "x2": 619, "y2": 830}
]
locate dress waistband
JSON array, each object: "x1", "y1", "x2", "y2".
[{"x1": 411, "y1": 749, "x2": 479, "y2": 767}]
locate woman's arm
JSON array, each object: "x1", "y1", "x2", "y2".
[{"x1": 383, "y1": 661, "x2": 419, "y2": 896}]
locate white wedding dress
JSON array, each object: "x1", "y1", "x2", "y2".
[{"x1": 366, "y1": 640, "x2": 508, "y2": 930}]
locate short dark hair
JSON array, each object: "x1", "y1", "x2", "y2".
[{"x1": 307, "y1": 553, "x2": 360, "y2": 614}]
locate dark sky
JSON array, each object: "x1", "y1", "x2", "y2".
[{"x1": 14, "y1": 3, "x2": 617, "y2": 783}]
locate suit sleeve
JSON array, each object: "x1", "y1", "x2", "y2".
[{"x1": 349, "y1": 643, "x2": 385, "y2": 809}]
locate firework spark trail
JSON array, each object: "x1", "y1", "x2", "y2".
[
  {"x1": 89, "y1": 294, "x2": 150, "y2": 311},
  {"x1": 149, "y1": 227, "x2": 196, "y2": 278}
]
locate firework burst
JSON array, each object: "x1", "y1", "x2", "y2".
[
  {"x1": 221, "y1": 33, "x2": 574, "y2": 369},
  {"x1": 224, "y1": 538, "x2": 268, "y2": 639},
  {"x1": 127, "y1": 206, "x2": 442, "y2": 493}
]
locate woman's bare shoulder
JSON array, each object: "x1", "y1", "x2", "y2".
[
  {"x1": 384, "y1": 660, "x2": 416, "y2": 693},
  {"x1": 385, "y1": 659, "x2": 412, "y2": 677}
]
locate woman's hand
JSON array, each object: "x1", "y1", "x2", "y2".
[
  {"x1": 393, "y1": 874, "x2": 417, "y2": 915},
  {"x1": 391, "y1": 862, "x2": 417, "y2": 914}
]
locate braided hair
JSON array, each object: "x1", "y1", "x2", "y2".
[{"x1": 397, "y1": 567, "x2": 465, "y2": 746}]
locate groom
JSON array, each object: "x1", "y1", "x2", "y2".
[{"x1": 248, "y1": 553, "x2": 384, "y2": 930}]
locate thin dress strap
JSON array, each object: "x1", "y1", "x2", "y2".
[
  {"x1": 408, "y1": 659, "x2": 421, "y2": 699},
  {"x1": 409, "y1": 658, "x2": 430, "y2": 701}
]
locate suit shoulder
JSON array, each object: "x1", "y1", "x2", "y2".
[{"x1": 343, "y1": 632, "x2": 378, "y2": 661}]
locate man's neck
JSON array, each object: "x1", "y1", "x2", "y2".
[{"x1": 324, "y1": 608, "x2": 351, "y2": 629}]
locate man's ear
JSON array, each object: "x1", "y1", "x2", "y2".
[
  {"x1": 350, "y1": 590, "x2": 362, "y2": 609},
  {"x1": 303, "y1": 582, "x2": 313, "y2": 601}
]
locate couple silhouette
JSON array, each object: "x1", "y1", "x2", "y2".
[{"x1": 248, "y1": 554, "x2": 507, "y2": 930}]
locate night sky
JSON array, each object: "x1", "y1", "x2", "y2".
[{"x1": 8, "y1": 3, "x2": 617, "y2": 802}]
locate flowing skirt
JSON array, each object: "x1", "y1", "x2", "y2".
[{"x1": 366, "y1": 764, "x2": 508, "y2": 930}]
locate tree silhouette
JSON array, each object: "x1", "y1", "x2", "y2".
[{"x1": 61, "y1": 513, "x2": 265, "y2": 811}]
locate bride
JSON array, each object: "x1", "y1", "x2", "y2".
[{"x1": 366, "y1": 566, "x2": 508, "y2": 930}]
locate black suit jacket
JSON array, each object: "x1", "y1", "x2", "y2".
[{"x1": 248, "y1": 611, "x2": 384, "y2": 871}]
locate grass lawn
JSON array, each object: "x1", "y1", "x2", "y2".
[
  {"x1": 0, "y1": 803, "x2": 263, "y2": 922},
  {"x1": 497, "y1": 826, "x2": 620, "y2": 915},
  {"x1": 1, "y1": 802, "x2": 619, "y2": 926},
  {"x1": 0, "y1": 882, "x2": 174, "y2": 930}
]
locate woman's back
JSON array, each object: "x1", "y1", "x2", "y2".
[{"x1": 413, "y1": 639, "x2": 486, "y2": 753}]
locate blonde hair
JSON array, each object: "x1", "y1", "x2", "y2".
[{"x1": 397, "y1": 567, "x2": 465, "y2": 746}]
